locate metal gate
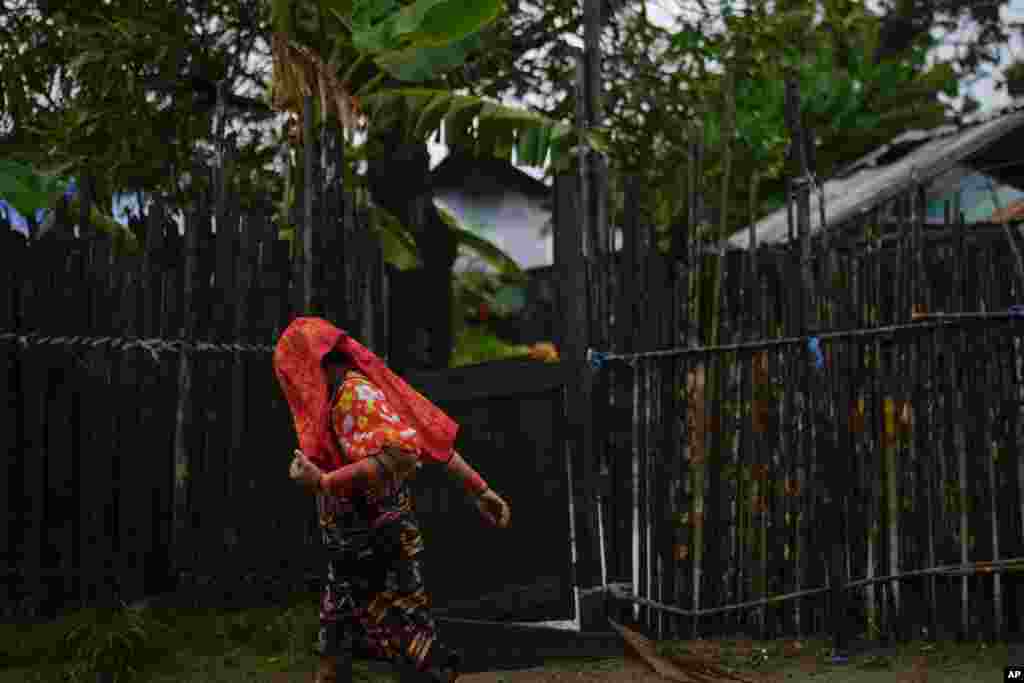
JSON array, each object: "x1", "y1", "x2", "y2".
[{"x1": 405, "y1": 359, "x2": 575, "y2": 624}]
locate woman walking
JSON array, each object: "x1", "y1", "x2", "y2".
[{"x1": 273, "y1": 317, "x2": 511, "y2": 683}]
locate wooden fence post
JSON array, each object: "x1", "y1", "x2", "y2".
[
  {"x1": 577, "y1": 0, "x2": 609, "y2": 348},
  {"x1": 554, "y1": 173, "x2": 603, "y2": 629},
  {"x1": 578, "y1": 6, "x2": 612, "y2": 618},
  {"x1": 171, "y1": 197, "x2": 200, "y2": 588},
  {"x1": 301, "y1": 95, "x2": 316, "y2": 315},
  {"x1": 0, "y1": 228, "x2": 23, "y2": 613},
  {"x1": 785, "y1": 74, "x2": 852, "y2": 651}
]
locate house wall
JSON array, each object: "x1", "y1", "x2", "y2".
[
  {"x1": 924, "y1": 168, "x2": 1024, "y2": 223},
  {"x1": 434, "y1": 191, "x2": 553, "y2": 272}
]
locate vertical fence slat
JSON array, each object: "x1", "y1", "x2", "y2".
[
  {"x1": 172, "y1": 205, "x2": 201, "y2": 590},
  {"x1": 63, "y1": 241, "x2": 86, "y2": 608},
  {"x1": 87, "y1": 236, "x2": 115, "y2": 607},
  {"x1": 1, "y1": 230, "x2": 24, "y2": 614},
  {"x1": 986, "y1": 323, "x2": 1004, "y2": 638},
  {"x1": 215, "y1": 154, "x2": 241, "y2": 598},
  {"x1": 20, "y1": 240, "x2": 49, "y2": 615},
  {"x1": 189, "y1": 198, "x2": 217, "y2": 590},
  {"x1": 233, "y1": 209, "x2": 257, "y2": 589},
  {"x1": 706, "y1": 351, "x2": 724, "y2": 633},
  {"x1": 949, "y1": 323, "x2": 969, "y2": 638},
  {"x1": 153, "y1": 205, "x2": 179, "y2": 596},
  {"x1": 134, "y1": 202, "x2": 162, "y2": 601},
  {"x1": 188, "y1": 351, "x2": 213, "y2": 593},
  {"x1": 46, "y1": 335, "x2": 77, "y2": 610},
  {"x1": 118, "y1": 252, "x2": 147, "y2": 604},
  {"x1": 1009, "y1": 326, "x2": 1024, "y2": 637}
]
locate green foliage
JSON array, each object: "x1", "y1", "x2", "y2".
[
  {"x1": 372, "y1": 33, "x2": 485, "y2": 82},
  {"x1": 272, "y1": 0, "x2": 503, "y2": 83},
  {"x1": 438, "y1": 207, "x2": 524, "y2": 279},
  {"x1": 343, "y1": 0, "x2": 503, "y2": 82},
  {"x1": 54, "y1": 196, "x2": 142, "y2": 253},
  {"x1": 0, "y1": 606, "x2": 171, "y2": 683},
  {"x1": 370, "y1": 206, "x2": 424, "y2": 270},
  {"x1": 2, "y1": 0, "x2": 277, "y2": 227},
  {"x1": 450, "y1": 260, "x2": 532, "y2": 365},
  {"x1": 359, "y1": 87, "x2": 606, "y2": 168},
  {"x1": 0, "y1": 159, "x2": 69, "y2": 221},
  {"x1": 266, "y1": 0, "x2": 600, "y2": 361},
  {"x1": 451, "y1": 322, "x2": 529, "y2": 367},
  {"x1": 1004, "y1": 59, "x2": 1024, "y2": 97},
  {"x1": 58, "y1": 608, "x2": 162, "y2": 682},
  {"x1": 0, "y1": 596, "x2": 328, "y2": 683},
  {"x1": 597, "y1": 0, "x2": 961, "y2": 256},
  {"x1": 0, "y1": 159, "x2": 140, "y2": 249},
  {"x1": 273, "y1": 143, "x2": 525, "y2": 277}
]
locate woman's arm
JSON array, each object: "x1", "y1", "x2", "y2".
[
  {"x1": 290, "y1": 448, "x2": 416, "y2": 497},
  {"x1": 445, "y1": 450, "x2": 489, "y2": 496},
  {"x1": 317, "y1": 455, "x2": 388, "y2": 497},
  {"x1": 447, "y1": 451, "x2": 511, "y2": 527}
]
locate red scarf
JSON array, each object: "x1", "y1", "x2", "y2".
[{"x1": 272, "y1": 317, "x2": 458, "y2": 471}]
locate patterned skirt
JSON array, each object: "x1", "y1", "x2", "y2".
[{"x1": 315, "y1": 478, "x2": 457, "y2": 676}]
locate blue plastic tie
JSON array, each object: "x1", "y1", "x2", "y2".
[
  {"x1": 808, "y1": 336, "x2": 825, "y2": 371},
  {"x1": 1009, "y1": 305, "x2": 1024, "y2": 318},
  {"x1": 587, "y1": 349, "x2": 610, "y2": 371}
]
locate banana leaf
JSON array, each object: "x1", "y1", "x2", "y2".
[
  {"x1": 436, "y1": 205, "x2": 526, "y2": 280},
  {"x1": 362, "y1": 88, "x2": 608, "y2": 168}
]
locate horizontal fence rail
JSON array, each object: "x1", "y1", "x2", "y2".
[
  {"x1": 586, "y1": 310, "x2": 1024, "y2": 368},
  {"x1": 606, "y1": 556, "x2": 1024, "y2": 619},
  {"x1": 0, "y1": 332, "x2": 277, "y2": 358}
]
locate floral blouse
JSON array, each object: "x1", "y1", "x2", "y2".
[{"x1": 331, "y1": 370, "x2": 424, "y2": 462}]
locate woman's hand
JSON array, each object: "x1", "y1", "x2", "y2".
[
  {"x1": 474, "y1": 489, "x2": 511, "y2": 528},
  {"x1": 290, "y1": 449, "x2": 324, "y2": 493}
]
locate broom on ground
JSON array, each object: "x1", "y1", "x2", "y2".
[{"x1": 608, "y1": 619, "x2": 762, "y2": 683}]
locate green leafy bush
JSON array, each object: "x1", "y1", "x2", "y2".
[{"x1": 56, "y1": 607, "x2": 168, "y2": 682}]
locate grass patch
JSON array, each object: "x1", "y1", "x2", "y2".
[
  {"x1": 2, "y1": 600, "x2": 1012, "y2": 683},
  {"x1": 0, "y1": 593, "x2": 397, "y2": 683}
]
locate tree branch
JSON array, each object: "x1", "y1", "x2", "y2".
[{"x1": 140, "y1": 75, "x2": 276, "y2": 117}]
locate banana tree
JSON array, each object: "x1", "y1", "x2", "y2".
[
  {"x1": 266, "y1": 0, "x2": 606, "y2": 369},
  {"x1": 266, "y1": 0, "x2": 607, "y2": 166},
  {"x1": 274, "y1": 137, "x2": 529, "y2": 276}
]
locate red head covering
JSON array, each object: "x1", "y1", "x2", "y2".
[{"x1": 273, "y1": 317, "x2": 459, "y2": 471}]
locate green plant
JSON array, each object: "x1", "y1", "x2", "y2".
[
  {"x1": 1005, "y1": 59, "x2": 1024, "y2": 97},
  {"x1": 451, "y1": 323, "x2": 529, "y2": 367},
  {"x1": 0, "y1": 159, "x2": 70, "y2": 224},
  {"x1": 57, "y1": 606, "x2": 168, "y2": 682}
]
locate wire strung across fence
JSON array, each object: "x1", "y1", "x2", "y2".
[
  {"x1": 0, "y1": 331, "x2": 276, "y2": 362},
  {"x1": 605, "y1": 557, "x2": 1024, "y2": 621},
  {"x1": 585, "y1": 308, "x2": 1024, "y2": 370}
]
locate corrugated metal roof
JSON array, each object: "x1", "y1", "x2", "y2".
[{"x1": 727, "y1": 99, "x2": 1024, "y2": 250}]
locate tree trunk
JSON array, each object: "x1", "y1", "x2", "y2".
[{"x1": 367, "y1": 127, "x2": 456, "y2": 371}]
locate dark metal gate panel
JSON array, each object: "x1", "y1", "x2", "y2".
[{"x1": 406, "y1": 360, "x2": 574, "y2": 622}]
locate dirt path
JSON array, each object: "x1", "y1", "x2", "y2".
[
  {"x1": 456, "y1": 640, "x2": 1005, "y2": 683},
  {"x1": 458, "y1": 659, "x2": 673, "y2": 682}
]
